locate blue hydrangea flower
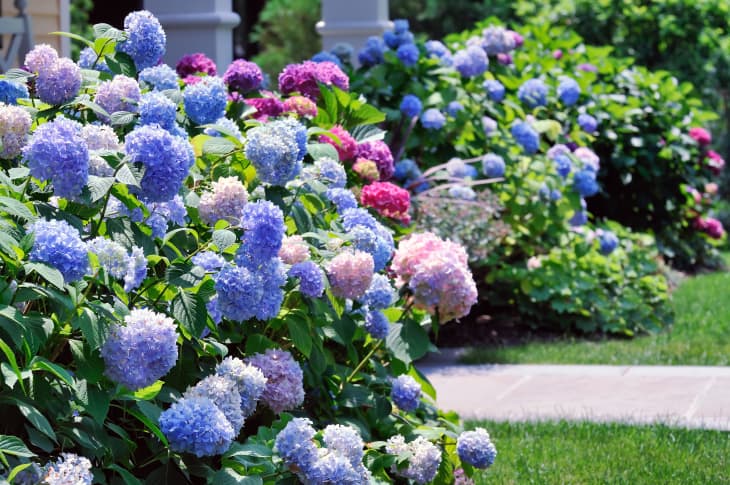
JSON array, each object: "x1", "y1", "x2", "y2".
[
  {"x1": 312, "y1": 51, "x2": 343, "y2": 68},
  {"x1": 342, "y1": 207, "x2": 378, "y2": 232},
  {"x1": 87, "y1": 237, "x2": 129, "y2": 279},
  {"x1": 101, "y1": 308, "x2": 178, "y2": 390},
  {"x1": 384, "y1": 19, "x2": 414, "y2": 48},
  {"x1": 364, "y1": 310, "x2": 390, "y2": 339},
  {"x1": 391, "y1": 375, "x2": 422, "y2": 412},
  {"x1": 183, "y1": 76, "x2": 227, "y2": 125},
  {"x1": 124, "y1": 125, "x2": 194, "y2": 202},
  {"x1": 446, "y1": 101, "x2": 464, "y2": 117},
  {"x1": 482, "y1": 116, "x2": 498, "y2": 136},
  {"x1": 326, "y1": 188, "x2": 358, "y2": 213},
  {"x1": 159, "y1": 396, "x2": 235, "y2": 457},
  {"x1": 322, "y1": 424, "x2": 365, "y2": 467},
  {"x1": 24, "y1": 117, "x2": 88, "y2": 199},
  {"x1": 446, "y1": 158, "x2": 478, "y2": 179},
  {"x1": 139, "y1": 91, "x2": 177, "y2": 129},
  {"x1": 518, "y1": 79, "x2": 548, "y2": 108},
  {"x1": 554, "y1": 154, "x2": 572, "y2": 178},
  {"x1": 570, "y1": 199, "x2": 588, "y2": 226},
  {"x1": 42, "y1": 453, "x2": 93, "y2": 485},
  {"x1": 448, "y1": 185, "x2": 477, "y2": 200},
  {"x1": 78, "y1": 46, "x2": 111, "y2": 74},
  {"x1": 482, "y1": 26, "x2": 517, "y2": 55},
  {"x1": 305, "y1": 157, "x2": 347, "y2": 188},
  {"x1": 192, "y1": 251, "x2": 225, "y2": 271},
  {"x1": 256, "y1": 257, "x2": 286, "y2": 320},
  {"x1": 0, "y1": 79, "x2": 29, "y2": 104},
  {"x1": 289, "y1": 261, "x2": 325, "y2": 298},
  {"x1": 359, "y1": 274, "x2": 395, "y2": 310},
  {"x1": 578, "y1": 113, "x2": 598, "y2": 133},
  {"x1": 206, "y1": 295, "x2": 223, "y2": 327},
  {"x1": 237, "y1": 200, "x2": 285, "y2": 269},
  {"x1": 421, "y1": 108, "x2": 446, "y2": 130},
  {"x1": 400, "y1": 94, "x2": 423, "y2": 118},
  {"x1": 550, "y1": 189, "x2": 562, "y2": 201},
  {"x1": 385, "y1": 435, "x2": 442, "y2": 484},
  {"x1": 309, "y1": 452, "x2": 362, "y2": 484},
  {"x1": 573, "y1": 169, "x2": 599, "y2": 197},
  {"x1": 274, "y1": 417, "x2": 318, "y2": 475},
  {"x1": 139, "y1": 64, "x2": 179, "y2": 91},
  {"x1": 453, "y1": 45, "x2": 488, "y2": 77},
  {"x1": 94, "y1": 75, "x2": 141, "y2": 121},
  {"x1": 511, "y1": 121, "x2": 540, "y2": 154},
  {"x1": 538, "y1": 184, "x2": 551, "y2": 200},
  {"x1": 483, "y1": 79, "x2": 505, "y2": 102},
  {"x1": 116, "y1": 10, "x2": 166, "y2": 71},
  {"x1": 349, "y1": 225, "x2": 392, "y2": 272},
  {"x1": 396, "y1": 43, "x2": 419, "y2": 67},
  {"x1": 358, "y1": 36, "x2": 386, "y2": 67},
  {"x1": 393, "y1": 158, "x2": 421, "y2": 182},
  {"x1": 215, "y1": 357, "x2": 267, "y2": 417},
  {"x1": 36, "y1": 58, "x2": 81, "y2": 105},
  {"x1": 598, "y1": 230, "x2": 619, "y2": 255},
  {"x1": 425, "y1": 40, "x2": 452, "y2": 65},
  {"x1": 457, "y1": 428, "x2": 497, "y2": 469},
  {"x1": 29, "y1": 219, "x2": 88, "y2": 283},
  {"x1": 247, "y1": 348, "x2": 304, "y2": 413},
  {"x1": 214, "y1": 264, "x2": 264, "y2": 322},
  {"x1": 245, "y1": 118, "x2": 307, "y2": 186},
  {"x1": 557, "y1": 77, "x2": 581, "y2": 106},
  {"x1": 184, "y1": 375, "x2": 244, "y2": 434},
  {"x1": 123, "y1": 246, "x2": 146, "y2": 292},
  {"x1": 204, "y1": 116, "x2": 244, "y2": 141},
  {"x1": 330, "y1": 43, "x2": 354, "y2": 65},
  {"x1": 483, "y1": 153, "x2": 506, "y2": 178}
]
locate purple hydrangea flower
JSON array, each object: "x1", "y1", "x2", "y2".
[
  {"x1": 116, "y1": 10, "x2": 166, "y2": 71},
  {"x1": 94, "y1": 75, "x2": 141, "y2": 121},
  {"x1": 29, "y1": 219, "x2": 88, "y2": 283},
  {"x1": 247, "y1": 349, "x2": 304, "y2": 413},
  {"x1": 176, "y1": 53, "x2": 217, "y2": 78},
  {"x1": 36, "y1": 58, "x2": 81, "y2": 105},
  {"x1": 101, "y1": 308, "x2": 178, "y2": 390},
  {"x1": 192, "y1": 251, "x2": 225, "y2": 271},
  {"x1": 355, "y1": 140, "x2": 394, "y2": 180},
  {"x1": 278, "y1": 60, "x2": 349, "y2": 100},
  {"x1": 482, "y1": 26, "x2": 516, "y2": 55},
  {"x1": 159, "y1": 396, "x2": 234, "y2": 457},
  {"x1": 24, "y1": 44, "x2": 58, "y2": 74},
  {"x1": 223, "y1": 59, "x2": 264, "y2": 93}
]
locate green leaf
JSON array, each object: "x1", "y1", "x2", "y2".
[
  {"x1": 171, "y1": 289, "x2": 208, "y2": 338},
  {"x1": 0, "y1": 339, "x2": 22, "y2": 391},
  {"x1": 203, "y1": 137, "x2": 236, "y2": 156},
  {"x1": 307, "y1": 143, "x2": 339, "y2": 161},
  {"x1": 287, "y1": 318, "x2": 312, "y2": 357},
  {"x1": 0, "y1": 435, "x2": 35, "y2": 458},
  {"x1": 115, "y1": 164, "x2": 144, "y2": 188},
  {"x1": 87, "y1": 176, "x2": 115, "y2": 202},
  {"x1": 127, "y1": 401, "x2": 167, "y2": 445},
  {"x1": 14, "y1": 399, "x2": 56, "y2": 442},
  {"x1": 93, "y1": 23, "x2": 125, "y2": 41},
  {"x1": 30, "y1": 357, "x2": 74, "y2": 387},
  {"x1": 166, "y1": 260, "x2": 206, "y2": 288},
  {"x1": 212, "y1": 229, "x2": 237, "y2": 251},
  {"x1": 0, "y1": 196, "x2": 35, "y2": 221},
  {"x1": 3, "y1": 68, "x2": 33, "y2": 81},
  {"x1": 24, "y1": 262, "x2": 65, "y2": 290},
  {"x1": 133, "y1": 380, "x2": 163, "y2": 400},
  {"x1": 108, "y1": 464, "x2": 143, "y2": 485},
  {"x1": 106, "y1": 51, "x2": 137, "y2": 77},
  {"x1": 50, "y1": 31, "x2": 94, "y2": 48},
  {"x1": 348, "y1": 103, "x2": 386, "y2": 126},
  {"x1": 209, "y1": 469, "x2": 263, "y2": 485},
  {"x1": 110, "y1": 111, "x2": 136, "y2": 126}
]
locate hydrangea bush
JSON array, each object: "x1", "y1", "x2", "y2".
[{"x1": 0, "y1": 12, "x2": 496, "y2": 484}]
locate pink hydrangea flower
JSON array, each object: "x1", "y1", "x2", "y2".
[
  {"x1": 689, "y1": 127, "x2": 711, "y2": 146},
  {"x1": 706, "y1": 150, "x2": 725, "y2": 175},
  {"x1": 279, "y1": 235, "x2": 310, "y2": 264},
  {"x1": 327, "y1": 250, "x2": 374, "y2": 299},
  {"x1": 278, "y1": 60, "x2": 349, "y2": 100},
  {"x1": 360, "y1": 181, "x2": 411, "y2": 224},
  {"x1": 319, "y1": 125, "x2": 357, "y2": 161},
  {"x1": 283, "y1": 96, "x2": 318, "y2": 118},
  {"x1": 198, "y1": 176, "x2": 248, "y2": 225},
  {"x1": 353, "y1": 158, "x2": 380, "y2": 182}
]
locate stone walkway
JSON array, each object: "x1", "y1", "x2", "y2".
[{"x1": 418, "y1": 360, "x2": 730, "y2": 431}]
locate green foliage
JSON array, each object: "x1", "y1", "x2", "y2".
[
  {"x1": 250, "y1": 0, "x2": 321, "y2": 79},
  {"x1": 70, "y1": 0, "x2": 94, "y2": 59}
]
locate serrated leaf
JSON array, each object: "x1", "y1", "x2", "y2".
[
  {"x1": 110, "y1": 111, "x2": 136, "y2": 126},
  {"x1": 0, "y1": 435, "x2": 35, "y2": 457},
  {"x1": 87, "y1": 176, "x2": 115, "y2": 202},
  {"x1": 93, "y1": 23, "x2": 125, "y2": 41},
  {"x1": 0, "y1": 196, "x2": 35, "y2": 221},
  {"x1": 171, "y1": 290, "x2": 208, "y2": 337},
  {"x1": 3, "y1": 69, "x2": 32, "y2": 81},
  {"x1": 286, "y1": 318, "x2": 312, "y2": 357},
  {"x1": 14, "y1": 399, "x2": 56, "y2": 442},
  {"x1": 307, "y1": 143, "x2": 339, "y2": 161},
  {"x1": 203, "y1": 136, "x2": 236, "y2": 155},
  {"x1": 115, "y1": 164, "x2": 144, "y2": 188},
  {"x1": 24, "y1": 262, "x2": 65, "y2": 289},
  {"x1": 212, "y1": 229, "x2": 237, "y2": 251},
  {"x1": 106, "y1": 51, "x2": 137, "y2": 77}
]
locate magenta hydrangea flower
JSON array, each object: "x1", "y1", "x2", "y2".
[
  {"x1": 278, "y1": 60, "x2": 349, "y2": 100},
  {"x1": 320, "y1": 125, "x2": 357, "y2": 161},
  {"x1": 244, "y1": 92, "x2": 285, "y2": 119},
  {"x1": 327, "y1": 250, "x2": 374, "y2": 300},
  {"x1": 176, "y1": 52, "x2": 217, "y2": 78},
  {"x1": 355, "y1": 140, "x2": 394, "y2": 180},
  {"x1": 246, "y1": 349, "x2": 304, "y2": 413},
  {"x1": 360, "y1": 181, "x2": 411, "y2": 223},
  {"x1": 223, "y1": 59, "x2": 263, "y2": 93}
]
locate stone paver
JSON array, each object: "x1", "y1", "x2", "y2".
[{"x1": 417, "y1": 363, "x2": 730, "y2": 431}]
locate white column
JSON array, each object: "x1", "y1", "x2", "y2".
[
  {"x1": 144, "y1": 0, "x2": 240, "y2": 70},
  {"x1": 316, "y1": 0, "x2": 392, "y2": 66}
]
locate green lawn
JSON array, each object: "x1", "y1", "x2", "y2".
[
  {"x1": 462, "y1": 269, "x2": 730, "y2": 366},
  {"x1": 470, "y1": 420, "x2": 730, "y2": 484}
]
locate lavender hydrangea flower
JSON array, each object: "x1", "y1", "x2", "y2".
[
  {"x1": 289, "y1": 261, "x2": 325, "y2": 298},
  {"x1": 385, "y1": 435, "x2": 442, "y2": 484},
  {"x1": 274, "y1": 418, "x2": 318, "y2": 475},
  {"x1": 457, "y1": 428, "x2": 497, "y2": 468},
  {"x1": 192, "y1": 251, "x2": 225, "y2": 271},
  {"x1": 483, "y1": 153, "x2": 506, "y2": 178},
  {"x1": 348, "y1": 225, "x2": 393, "y2": 273},
  {"x1": 223, "y1": 59, "x2": 263, "y2": 93},
  {"x1": 24, "y1": 44, "x2": 58, "y2": 74},
  {"x1": 400, "y1": 94, "x2": 423, "y2": 118},
  {"x1": 237, "y1": 200, "x2": 285, "y2": 268},
  {"x1": 36, "y1": 58, "x2": 81, "y2": 105},
  {"x1": 483, "y1": 79, "x2": 505, "y2": 102},
  {"x1": 145, "y1": 195, "x2": 187, "y2": 238},
  {"x1": 482, "y1": 116, "x2": 498, "y2": 136},
  {"x1": 0, "y1": 79, "x2": 29, "y2": 104},
  {"x1": 360, "y1": 274, "x2": 396, "y2": 310},
  {"x1": 23, "y1": 116, "x2": 89, "y2": 199},
  {"x1": 215, "y1": 357, "x2": 267, "y2": 416},
  {"x1": 421, "y1": 108, "x2": 446, "y2": 130},
  {"x1": 309, "y1": 452, "x2": 363, "y2": 484},
  {"x1": 101, "y1": 308, "x2": 178, "y2": 390},
  {"x1": 124, "y1": 124, "x2": 194, "y2": 202},
  {"x1": 123, "y1": 246, "x2": 147, "y2": 292},
  {"x1": 391, "y1": 375, "x2": 422, "y2": 411},
  {"x1": 446, "y1": 101, "x2": 464, "y2": 116},
  {"x1": 183, "y1": 76, "x2": 227, "y2": 125},
  {"x1": 511, "y1": 121, "x2": 540, "y2": 154},
  {"x1": 518, "y1": 78, "x2": 548, "y2": 108},
  {"x1": 557, "y1": 77, "x2": 581, "y2": 106},
  {"x1": 578, "y1": 113, "x2": 598, "y2": 133},
  {"x1": 364, "y1": 310, "x2": 390, "y2": 339},
  {"x1": 94, "y1": 75, "x2": 141, "y2": 120},
  {"x1": 184, "y1": 375, "x2": 244, "y2": 434},
  {"x1": 326, "y1": 188, "x2": 358, "y2": 213},
  {"x1": 256, "y1": 257, "x2": 287, "y2": 321},
  {"x1": 245, "y1": 118, "x2": 307, "y2": 186},
  {"x1": 446, "y1": 158, "x2": 478, "y2": 179},
  {"x1": 355, "y1": 140, "x2": 394, "y2": 180},
  {"x1": 214, "y1": 264, "x2": 264, "y2": 322},
  {"x1": 0, "y1": 102, "x2": 31, "y2": 159},
  {"x1": 425, "y1": 40, "x2": 452, "y2": 65},
  {"x1": 358, "y1": 36, "x2": 386, "y2": 67},
  {"x1": 29, "y1": 219, "x2": 88, "y2": 283},
  {"x1": 246, "y1": 349, "x2": 304, "y2": 413},
  {"x1": 116, "y1": 10, "x2": 166, "y2": 71},
  {"x1": 453, "y1": 45, "x2": 488, "y2": 78},
  {"x1": 397, "y1": 43, "x2": 420, "y2": 67},
  {"x1": 41, "y1": 453, "x2": 93, "y2": 485},
  {"x1": 139, "y1": 64, "x2": 179, "y2": 91},
  {"x1": 159, "y1": 396, "x2": 234, "y2": 457},
  {"x1": 139, "y1": 91, "x2": 177, "y2": 129},
  {"x1": 448, "y1": 185, "x2": 477, "y2": 200},
  {"x1": 482, "y1": 26, "x2": 516, "y2": 55},
  {"x1": 322, "y1": 424, "x2": 364, "y2": 467}
]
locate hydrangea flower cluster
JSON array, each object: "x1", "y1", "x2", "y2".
[
  {"x1": 223, "y1": 59, "x2": 263, "y2": 94},
  {"x1": 449, "y1": 185, "x2": 477, "y2": 200},
  {"x1": 289, "y1": 260, "x2": 325, "y2": 298},
  {"x1": 184, "y1": 375, "x2": 244, "y2": 433},
  {"x1": 101, "y1": 308, "x2": 178, "y2": 390},
  {"x1": 279, "y1": 235, "x2": 310, "y2": 264},
  {"x1": 483, "y1": 153, "x2": 506, "y2": 178},
  {"x1": 484, "y1": 79, "x2": 505, "y2": 102},
  {"x1": 0, "y1": 79, "x2": 29, "y2": 105},
  {"x1": 578, "y1": 113, "x2": 598, "y2": 133},
  {"x1": 397, "y1": 43, "x2": 420, "y2": 66},
  {"x1": 358, "y1": 36, "x2": 387, "y2": 67},
  {"x1": 320, "y1": 125, "x2": 358, "y2": 161},
  {"x1": 36, "y1": 56, "x2": 82, "y2": 105},
  {"x1": 159, "y1": 396, "x2": 235, "y2": 457},
  {"x1": 245, "y1": 118, "x2": 307, "y2": 186},
  {"x1": 385, "y1": 435, "x2": 442, "y2": 484},
  {"x1": 327, "y1": 250, "x2": 374, "y2": 300},
  {"x1": 326, "y1": 187, "x2": 359, "y2": 213},
  {"x1": 573, "y1": 168, "x2": 599, "y2": 197},
  {"x1": 278, "y1": 60, "x2": 349, "y2": 100},
  {"x1": 301, "y1": 157, "x2": 347, "y2": 188},
  {"x1": 400, "y1": 94, "x2": 423, "y2": 118},
  {"x1": 238, "y1": 200, "x2": 285, "y2": 267},
  {"x1": 183, "y1": 76, "x2": 227, "y2": 125},
  {"x1": 446, "y1": 158, "x2": 478, "y2": 179},
  {"x1": 94, "y1": 75, "x2": 141, "y2": 120},
  {"x1": 139, "y1": 64, "x2": 180, "y2": 91},
  {"x1": 511, "y1": 121, "x2": 540, "y2": 154},
  {"x1": 391, "y1": 375, "x2": 422, "y2": 411},
  {"x1": 215, "y1": 357, "x2": 267, "y2": 416},
  {"x1": 78, "y1": 46, "x2": 111, "y2": 74},
  {"x1": 695, "y1": 216, "x2": 725, "y2": 239},
  {"x1": 481, "y1": 26, "x2": 517, "y2": 55},
  {"x1": 41, "y1": 453, "x2": 93, "y2": 485},
  {"x1": 124, "y1": 124, "x2": 194, "y2": 202},
  {"x1": 198, "y1": 176, "x2": 249, "y2": 225},
  {"x1": 0, "y1": 102, "x2": 31, "y2": 159},
  {"x1": 453, "y1": 45, "x2": 489, "y2": 77},
  {"x1": 116, "y1": 10, "x2": 166, "y2": 70},
  {"x1": 246, "y1": 348, "x2": 304, "y2": 413},
  {"x1": 282, "y1": 95, "x2": 318, "y2": 117},
  {"x1": 518, "y1": 78, "x2": 548, "y2": 108},
  {"x1": 392, "y1": 232, "x2": 477, "y2": 322},
  {"x1": 557, "y1": 77, "x2": 581, "y2": 106},
  {"x1": 364, "y1": 310, "x2": 390, "y2": 339},
  {"x1": 139, "y1": 91, "x2": 177, "y2": 129},
  {"x1": 425, "y1": 40, "x2": 453, "y2": 65},
  {"x1": 29, "y1": 219, "x2": 88, "y2": 283},
  {"x1": 457, "y1": 428, "x2": 497, "y2": 468},
  {"x1": 598, "y1": 229, "x2": 619, "y2": 255},
  {"x1": 359, "y1": 274, "x2": 396, "y2": 310},
  {"x1": 421, "y1": 108, "x2": 446, "y2": 130},
  {"x1": 360, "y1": 181, "x2": 411, "y2": 223},
  {"x1": 355, "y1": 140, "x2": 394, "y2": 180},
  {"x1": 689, "y1": 127, "x2": 711, "y2": 146},
  {"x1": 341, "y1": 207, "x2": 395, "y2": 272}
]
